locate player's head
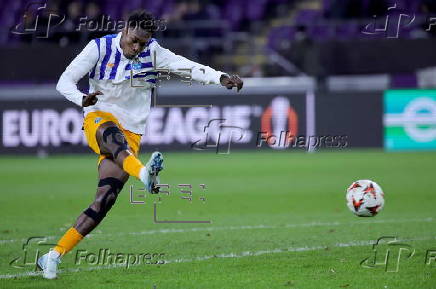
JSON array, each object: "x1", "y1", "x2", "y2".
[{"x1": 121, "y1": 9, "x2": 156, "y2": 59}]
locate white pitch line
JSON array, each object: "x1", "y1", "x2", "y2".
[
  {"x1": 113, "y1": 217, "x2": 434, "y2": 237},
  {"x1": 0, "y1": 217, "x2": 434, "y2": 245},
  {"x1": 1, "y1": 236, "x2": 435, "y2": 280}
]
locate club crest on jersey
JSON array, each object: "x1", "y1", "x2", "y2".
[
  {"x1": 94, "y1": 117, "x2": 102, "y2": 124},
  {"x1": 132, "y1": 62, "x2": 142, "y2": 70}
]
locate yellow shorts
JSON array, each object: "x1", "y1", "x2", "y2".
[{"x1": 83, "y1": 111, "x2": 142, "y2": 165}]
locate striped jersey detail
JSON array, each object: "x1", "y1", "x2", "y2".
[{"x1": 89, "y1": 35, "x2": 156, "y2": 83}]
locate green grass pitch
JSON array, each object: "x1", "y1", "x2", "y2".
[{"x1": 0, "y1": 150, "x2": 435, "y2": 289}]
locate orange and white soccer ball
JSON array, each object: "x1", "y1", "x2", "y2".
[{"x1": 346, "y1": 180, "x2": 385, "y2": 217}]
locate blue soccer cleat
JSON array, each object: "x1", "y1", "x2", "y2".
[{"x1": 140, "y1": 151, "x2": 164, "y2": 193}]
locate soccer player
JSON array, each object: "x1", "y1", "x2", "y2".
[{"x1": 37, "y1": 9, "x2": 243, "y2": 279}]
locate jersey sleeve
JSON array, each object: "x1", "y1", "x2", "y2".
[
  {"x1": 150, "y1": 40, "x2": 225, "y2": 85},
  {"x1": 56, "y1": 40, "x2": 99, "y2": 107}
]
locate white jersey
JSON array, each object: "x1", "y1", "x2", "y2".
[{"x1": 56, "y1": 32, "x2": 224, "y2": 134}]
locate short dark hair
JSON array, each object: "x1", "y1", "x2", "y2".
[{"x1": 126, "y1": 9, "x2": 157, "y2": 33}]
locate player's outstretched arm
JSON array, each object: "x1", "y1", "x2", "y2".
[{"x1": 151, "y1": 41, "x2": 243, "y2": 91}]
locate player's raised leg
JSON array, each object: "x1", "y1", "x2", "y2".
[{"x1": 96, "y1": 121, "x2": 164, "y2": 193}]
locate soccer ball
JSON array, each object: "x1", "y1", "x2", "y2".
[{"x1": 346, "y1": 180, "x2": 384, "y2": 217}]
